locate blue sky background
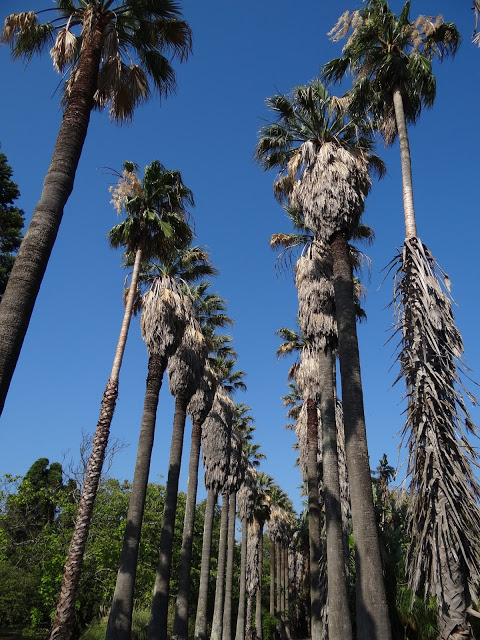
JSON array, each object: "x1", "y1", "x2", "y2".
[{"x1": 1, "y1": 0, "x2": 479, "y2": 515}]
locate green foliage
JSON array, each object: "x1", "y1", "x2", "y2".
[
  {"x1": 0, "y1": 145, "x2": 24, "y2": 299},
  {"x1": 0, "y1": 458, "x2": 220, "y2": 636},
  {"x1": 261, "y1": 611, "x2": 278, "y2": 640}
]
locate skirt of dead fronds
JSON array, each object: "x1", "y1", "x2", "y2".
[{"x1": 390, "y1": 236, "x2": 480, "y2": 612}]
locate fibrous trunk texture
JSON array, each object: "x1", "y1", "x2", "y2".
[
  {"x1": 106, "y1": 353, "x2": 166, "y2": 640},
  {"x1": 319, "y1": 347, "x2": 352, "y2": 639},
  {"x1": 210, "y1": 493, "x2": 229, "y2": 640},
  {"x1": 194, "y1": 489, "x2": 217, "y2": 640},
  {"x1": 330, "y1": 233, "x2": 391, "y2": 640},
  {"x1": 173, "y1": 419, "x2": 203, "y2": 640},
  {"x1": 149, "y1": 394, "x2": 189, "y2": 640},
  {"x1": 0, "y1": 31, "x2": 103, "y2": 417},
  {"x1": 306, "y1": 397, "x2": 324, "y2": 640}
]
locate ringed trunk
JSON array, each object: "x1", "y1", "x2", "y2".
[
  {"x1": 0, "y1": 30, "x2": 104, "y2": 416},
  {"x1": 330, "y1": 233, "x2": 391, "y2": 640},
  {"x1": 149, "y1": 393, "x2": 189, "y2": 640},
  {"x1": 194, "y1": 489, "x2": 217, "y2": 640},
  {"x1": 235, "y1": 517, "x2": 248, "y2": 640},
  {"x1": 269, "y1": 537, "x2": 275, "y2": 616},
  {"x1": 211, "y1": 493, "x2": 229, "y2": 640},
  {"x1": 306, "y1": 397, "x2": 323, "y2": 640},
  {"x1": 173, "y1": 419, "x2": 203, "y2": 640},
  {"x1": 392, "y1": 87, "x2": 417, "y2": 239},
  {"x1": 106, "y1": 352, "x2": 167, "y2": 640},
  {"x1": 255, "y1": 528, "x2": 263, "y2": 640},
  {"x1": 223, "y1": 492, "x2": 237, "y2": 640},
  {"x1": 319, "y1": 347, "x2": 352, "y2": 639}
]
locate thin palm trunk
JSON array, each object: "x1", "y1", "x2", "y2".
[
  {"x1": 283, "y1": 546, "x2": 290, "y2": 640},
  {"x1": 106, "y1": 351, "x2": 167, "y2": 640},
  {"x1": 306, "y1": 397, "x2": 323, "y2": 640},
  {"x1": 330, "y1": 232, "x2": 391, "y2": 640},
  {"x1": 255, "y1": 529, "x2": 263, "y2": 640},
  {"x1": 0, "y1": 33, "x2": 104, "y2": 417},
  {"x1": 50, "y1": 245, "x2": 142, "y2": 640},
  {"x1": 276, "y1": 540, "x2": 282, "y2": 621},
  {"x1": 392, "y1": 88, "x2": 417, "y2": 240},
  {"x1": 211, "y1": 493, "x2": 229, "y2": 640},
  {"x1": 269, "y1": 537, "x2": 275, "y2": 616},
  {"x1": 195, "y1": 488, "x2": 217, "y2": 640},
  {"x1": 149, "y1": 393, "x2": 189, "y2": 640},
  {"x1": 223, "y1": 492, "x2": 237, "y2": 640},
  {"x1": 173, "y1": 419, "x2": 203, "y2": 640},
  {"x1": 235, "y1": 517, "x2": 248, "y2": 640},
  {"x1": 319, "y1": 347, "x2": 352, "y2": 639}
]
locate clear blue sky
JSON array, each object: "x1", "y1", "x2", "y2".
[{"x1": 1, "y1": 0, "x2": 479, "y2": 515}]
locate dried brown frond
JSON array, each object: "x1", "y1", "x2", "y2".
[
  {"x1": 50, "y1": 22, "x2": 77, "y2": 72},
  {"x1": 109, "y1": 168, "x2": 143, "y2": 214},
  {"x1": 167, "y1": 321, "x2": 207, "y2": 398},
  {"x1": 246, "y1": 519, "x2": 261, "y2": 595},
  {"x1": 327, "y1": 10, "x2": 356, "y2": 42},
  {"x1": 1, "y1": 11, "x2": 37, "y2": 43}
]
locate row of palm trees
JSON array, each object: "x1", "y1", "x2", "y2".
[{"x1": 256, "y1": 2, "x2": 480, "y2": 640}]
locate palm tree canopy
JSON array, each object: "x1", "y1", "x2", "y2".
[
  {"x1": 2, "y1": 0, "x2": 192, "y2": 121},
  {"x1": 108, "y1": 160, "x2": 194, "y2": 263},
  {"x1": 256, "y1": 79, "x2": 384, "y2": 243},
  {"x1": 323, "y1": 0, "x2": 460, "y2": 144}
]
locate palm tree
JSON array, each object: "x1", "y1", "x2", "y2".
[
  {"x1": 51, "y1": 160, "x2": 192, "y2": 640},
  {"x1": 107, "y1": 245, "x2": 214, "y2": 640},
  {"x1": 252, "y1": 472, "x2": 272, "y2": 640},
  {"x1": 256, "y1": 79, "x2": 389, "y2": 640},
  {"x1": 324, "y1": 5, "x2": 480, "y2": 637},
  {"x1": 0, "y1": 0, "x2": 191, "y2": 415},
  {"x1": 172, "y1": 295, "x2": 234, "y2": 640}
]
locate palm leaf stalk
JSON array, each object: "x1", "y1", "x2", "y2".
[
  {"x1": 53, "y1": 160, "x2": 191, "y2": 640},
  {"x1": 324, "y1": 4, "x2": 480, "y2": 636},
  {"x1": 0, "y1": 0, "x2": 192, "y2": 414},
  {"x1": 257, "y1": 78, "x2": 389, "y2": 640}
]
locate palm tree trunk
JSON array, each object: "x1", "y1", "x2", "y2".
[
  {"x1": 106, "y1": 351, "x2": 167, "y2": 640},
  {"x1": 195, "y1": 488, "x2": 217, "y2": 640},
  {"x1": 330, "y1": 232, "x2": 391, "y2": 640},
  {"x1": 283, "y1": 547, "x2": 290, "y2": 640},
  {"x1": 50, "y1": 246, "x2": 142, "y2": 640},
  {"x1": 255, "y1": 529, "x2": 263, "y2": 640},
  {"x1": 149, "y1": 393, "x2": 189, "y2": 640},
  {"x1": 173, "y1": 419, "x2": 203, "y2": 640},
  {"x1": 223, "y1": 492, "x2": 237, "y2": 640},
  {"x1": 269, "y1": 537, "x2": 275, "y2": 616},
  {"x1": 211, "y1": 492, "x2": 229, "y2": 640},
  {"x1": 246, "y1": 595, "x2": 253, "y2": 640},
  {"x1": 319, "y1": 347, "x2": 352, "y2": 639},
  {"x1": 0, "y1": 32, "x2": 104, "y2": 417},
  {"x1": 306, "y1": 397, "x2": 323, "y2": 640},
  {"x1": 392, "y1": 87, "x2": 417, "y2": 239},
  {"x1": 276, "y1": 540, "x2": 282, "y2": 619},
  {"x1": 235, "y1": 517, "x2": 248, "y2": 640}
]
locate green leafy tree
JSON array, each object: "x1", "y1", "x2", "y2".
[
  {"x1": 0, "y1": 0, "x2": 192, "y2": 416},
  {"x1": 0, "y1": 145, "x2": 24, "y2": 299}
]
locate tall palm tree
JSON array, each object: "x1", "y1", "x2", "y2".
[
  {"x1": 252, "y1": 472, "x2": 272, "y2": 640},
  {"x1": 51, "y1": 160, "x2": 192, "y2": 640},
  {"x1": 324, "y1": 5, "x2": 480, "y2": 637},
  {"x1": 0, "y1": 0, "x2": 191, "y2": 414},
  {"x1": 172, "y1": 297, "x2": 234, "y2": 640},
  {"x1": 107, "y1": 245, "x2": 214, "y2": 640},
  {"x1": 256, "y1": 79, "x2": 389, "y2": 640}
]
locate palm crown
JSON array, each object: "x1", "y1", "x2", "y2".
[
  {"x1": 2, "y1": 0, "x2": 192, "y2": 121},
  {"x1": 323, "y1": 0, "x2": 460, "y2": 144},
  {"x1": 256, "y1": 79, "x2": 384, "y2": 244}
]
